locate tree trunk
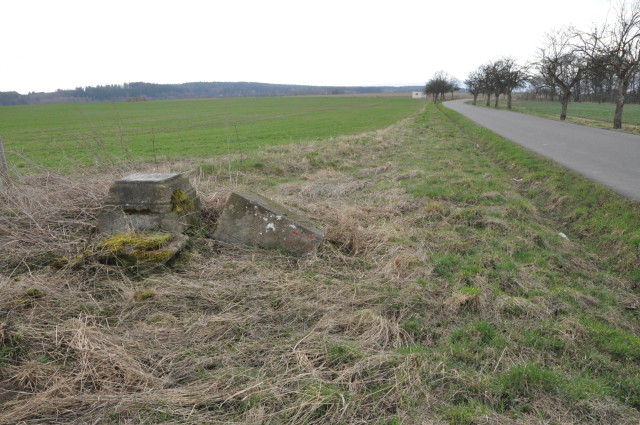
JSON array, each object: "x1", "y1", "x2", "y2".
[
  {"x1": 507, "y1": 92, "x2": 512, "y2": 109},
  {"x1": 613, "y1": 73, "x2": 630, "y2": 130},
  {"x1": 614, "y1": 81, "x2": 627, "y2": 129},
  {"x1": 486, "y1": 94, "x2": 491, "y2": 106},
  {"x1": 560, "y1": 90, "x2": 570, "y2": 121},
  {"x1": 494, "y1": 93, "x2": 500, "y2": 108},
  {"x1": 472, "y1": 94, "x2": 478, "y2": 106}
]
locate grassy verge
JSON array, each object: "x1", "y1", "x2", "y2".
[
  {"x1": 1, "y1": 103, "x2": 639, "y2": 424},
  {"x1": 439, "y1": 102, "x2": 640, "y2": 280}
]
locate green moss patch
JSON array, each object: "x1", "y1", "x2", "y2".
[
  {"x1": 133, "y1": 290, "x2": 156, "y2": 302},
  {"x1": 96, "y1": 232, "x2": 174, "y2": 266},
  {"x1": 171, "y1": 189, "x2": 194, "y2": 213}
]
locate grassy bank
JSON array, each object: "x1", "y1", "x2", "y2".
[
  {"x1": 0, "y1": 96, "x2": 423, "y2": 169},
  {"x1": 438, "y1": 103, "x2": 640, "y2": 279},
  {"x1": 1, "y1": 103, "x2": 639, "y2": 424}
]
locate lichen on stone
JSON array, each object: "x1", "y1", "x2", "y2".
[{"x1": 171, "y1": 189, "x2": 194, "y2": 213}]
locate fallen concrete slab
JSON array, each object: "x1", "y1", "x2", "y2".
[{"x1": 213, "y1": 191, "x2": 324, "y2": 256}]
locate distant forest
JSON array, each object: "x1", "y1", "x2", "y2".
[{"x1": 0, "y1": 82, "x2": 422, "y2": 106}]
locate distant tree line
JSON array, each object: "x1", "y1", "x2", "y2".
[
  {"x1": 464, "y1": 0, "x2": 640, "y2": 129},
  {"x1": 0, "y1": 82, "x2": 423, "y2": 106}
]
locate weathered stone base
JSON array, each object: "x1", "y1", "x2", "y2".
[
  {"x1": 98, "y1": 173, "x2": 200, "y2": 234},
  {"x1": 213, "y1": 191, "x2": 324, "y2": 256}
]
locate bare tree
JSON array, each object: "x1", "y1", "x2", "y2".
[
  {"x1": 483, "y1": 83, "x2": 492, "y2": 106},
  {"x1": 424, "y1": 79, "x2": 444, "y2": 103},
  {"x1": 536, "y1": 29, "x2": 588, "y2": 120},
  {"x1": 496, "y1": 57, "x2": 529, "y2": 109},
  {"x1": 480, "y1": 63, "x2": 497, "y2": 106},
  {"x1": 579, "y1": 1, "x2": 640, "y2": 128},
  {"x1": 449, "y1": 78, "x2": 461, "y2": 99},
  {"x1": 485, "y1": 62, "x2": 505, "y2": 107},
  {"x1": 472, "y1": 59, "x2": 528, "y2": 108},
  {"x1": 464, "y1": 69, "x2": 484, "y2": 105},
  {"x1": 424, "y1": 71, "x2": 458, "y2": 103}
]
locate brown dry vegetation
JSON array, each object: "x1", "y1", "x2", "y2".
[{"x1": 1, "y1": 104, "x2": 639, "y2": 424}]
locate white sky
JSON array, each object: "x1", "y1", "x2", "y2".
[{"x1": 0, "y1": 0, "x2": 613, "y2": 94}]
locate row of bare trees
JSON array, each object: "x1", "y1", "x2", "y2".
[
  {"x1": 464, "y1": 59, "x2": 528, "y2": 109},
  {"x1": 538, "y1": 1, "x2": 640, "y2": 128},
  {"x1": 465, "y1": 0, "x2": 640, "y2": 129},
  {"x1": 424, "y1": 71, "x2": 460, "y2": 103}
]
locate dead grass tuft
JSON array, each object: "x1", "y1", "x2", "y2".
[
  {"x1": 496, "y1": 295, "x2": 547, "y2": 320},
  {"x1": 0, "y1": 172, "x2": 108, "y2": 272},
  {"x1": 297, "y1": 179, "x2": 370, "y2": 199},
  {"x1": 446, "y1": 290, "x2": 483, "y2": 312},
  {"x1": 316, "y1": 309, "x2": 410, "y2": 350},
  {"x1": 324, "y1": 207, "x2": 389, "y2": 256},
  {"x1": 381, "y1": 248, "x2": 429, "y2": 281}
]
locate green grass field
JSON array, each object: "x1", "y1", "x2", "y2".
[
  {"x1": 1, "y1": 96, "x2": 423, "y2": 169},
  {"x1": 479, "y1": 98, "x2": 640, "y2": 131}
]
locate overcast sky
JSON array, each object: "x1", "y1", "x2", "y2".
[{"x1": 0, "y1": 0, "x2": 613, "y2": 94}]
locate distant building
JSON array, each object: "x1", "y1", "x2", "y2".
[{"x1": 412, "y1": 91, "x2": 426, "y2": 99}]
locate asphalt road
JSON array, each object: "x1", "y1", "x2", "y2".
[{"x1": 443, "y1": 99, "x2": 640, "y2": 202}]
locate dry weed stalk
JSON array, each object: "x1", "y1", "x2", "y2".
[{"x1": 0, "y1": 171, "x2": 110, "y2": 273}]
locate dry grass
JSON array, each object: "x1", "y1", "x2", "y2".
[{"x1": 1, "y1": 107, "x2": 639, "y2": 424}]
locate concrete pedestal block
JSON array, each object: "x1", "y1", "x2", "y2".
[
  {"x1": 213, "y1": 191, "x2": 324, "y2": 256},
  {"x1": 98, "y1": 172, "x2": 200, "y2": 234}
]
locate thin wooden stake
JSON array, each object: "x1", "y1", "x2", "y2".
[{"x1": 0, "y1": 136, "x2": 8, "y2": 188}]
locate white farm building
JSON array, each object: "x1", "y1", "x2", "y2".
[{"x1": 412, "y1": 91, "x2": 426, "y2": 99}]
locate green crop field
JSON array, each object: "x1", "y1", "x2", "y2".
[
  {"x1": 0, "y1": 96, "x2": 423, "y2": 169},
  {"x1": 480, "y1": 98, "x2": 640, "y2": 130}
]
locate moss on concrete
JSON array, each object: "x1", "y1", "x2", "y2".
[
  {"x1": 171, "y1": 189, "x2": 194, "y2": 213},
  {"x1": 97, "y1": 232, "x2": 170, "y2": 251},
  {"x1": 96, "y1": 232, "x2": 174, "y2": 266}
]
